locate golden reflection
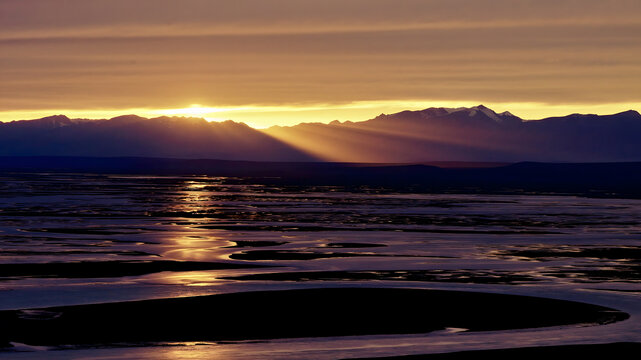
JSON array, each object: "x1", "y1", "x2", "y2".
[
  {"x1": 172, "y1": 179, "x2": 217, "y2": 215},
  {"x1": 146, "y1": 270, "x2": 227, "y2": 287},
  {"x1": 158, "y1": 178, "x2": 238, "y2": 261},
  {"x1": 161, "y1": 234, "x2": 234, "y2": 262},
  {"x1": 142, "y1": 267, "x2": 265, "y2": 288},
  {"x1": 161, "y1": 344, "x2": 228, "y2": 360}
]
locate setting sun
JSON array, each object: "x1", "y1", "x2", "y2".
[{"x1": 152, "y1": 104, "x2": 246, "y2": 119}]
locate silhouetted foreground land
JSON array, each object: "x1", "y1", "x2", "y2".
[
  {"x1": 0, "y1": 288, "x2": 627, "y2": 348},
  {"x1": 2, "y1": 156, "x2": 641, "y2": 198},
  {"x1": 345, "y1": 342, "x2": 641, "y2": 360}
]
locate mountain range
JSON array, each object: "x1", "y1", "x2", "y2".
[
  {"x1": 1, "y1": 106, "x2": 640, "y2": 162},
  {"x1": 0, "y1": 115, "x2": 310, "y2": 161}
]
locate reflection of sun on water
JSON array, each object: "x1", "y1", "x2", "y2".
[
  {"x1": 174, "y1": 180, "x2": 218, "y2": 215},
  {"x1": 161, "y1": 233, "x2": 235, "y2": 262},
  {"x1": 162, "y1": 343, "x2": 229, "y2": 360},
  {"x1": 148, "y1": 270, "x2": 227, "y2": 287},
  {"x1": 159, "y1": 179, "x2": 236, "y2": 261},
  {"x1": 147, "y1": 178, "x2": 265, "y2": 289}
]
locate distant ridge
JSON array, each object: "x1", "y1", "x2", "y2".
[
  {"x1": 0, "y1": 114, "x2": 314, "y2": 161},
  {"x1": 265, "y1": 106, "x2": 641, "y2": 162},
  {"x1": 1, "y1": 106, "x2": 640, "y2": 162}
]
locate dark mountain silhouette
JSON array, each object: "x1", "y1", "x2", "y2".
[
  {"x1": 1, "y1": 106, "x2": 640, "y2": 162},
  {"x1": 264, "y1": 105, "x2": 641, "y2": 162},
  {"x1": 0, "y1": 115, "x2": 314, "y2": 161}
]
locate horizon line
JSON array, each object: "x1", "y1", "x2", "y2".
[{"x1": 1, "y1": 100, "x2": 640, "y2": 129}]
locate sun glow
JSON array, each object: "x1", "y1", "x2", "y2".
[{"x1": 152, "y1": 104, "x2": 249, "y2": 119}]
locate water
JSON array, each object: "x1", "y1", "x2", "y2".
[{"x1": 1, "y1": 173, "x2": 641, "y2": 358}]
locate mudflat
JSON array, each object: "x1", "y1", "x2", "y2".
[
  {"x1": 344, "y1": 342, "x2": 641, "y2": 359},
  {"x1": 0, "y1": 288, "x2": 628, "y2": 348}
]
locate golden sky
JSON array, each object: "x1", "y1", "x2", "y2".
[{"x1": 1, "y1": 0, "x2": 640, "y2": 128}]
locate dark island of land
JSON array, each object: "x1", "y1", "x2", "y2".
[{"x1": 0, "y1": 288, "x2": 628, "y2": 349}]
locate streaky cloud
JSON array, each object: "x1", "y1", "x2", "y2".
[{"x1": 3, "y1": 18, "x2": 641, "y2": 42}]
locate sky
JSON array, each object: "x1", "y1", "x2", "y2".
[{"x1": 1, "y1": 0, "x2": 640, "y2": 128}]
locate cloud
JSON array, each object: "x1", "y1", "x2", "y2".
[
  {"x1": 1, "y1": 0, "x2": 640, "y2": 118},
  {"x1": 3, "y1": 0, "x2": 640, "y2": 40},
  {"x1": 3, "y1": 18, "x2": 640, "y2": 41}
]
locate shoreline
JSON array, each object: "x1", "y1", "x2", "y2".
[{"x1": 344, "y1": 342, "x2": 641, "y2": 359}]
